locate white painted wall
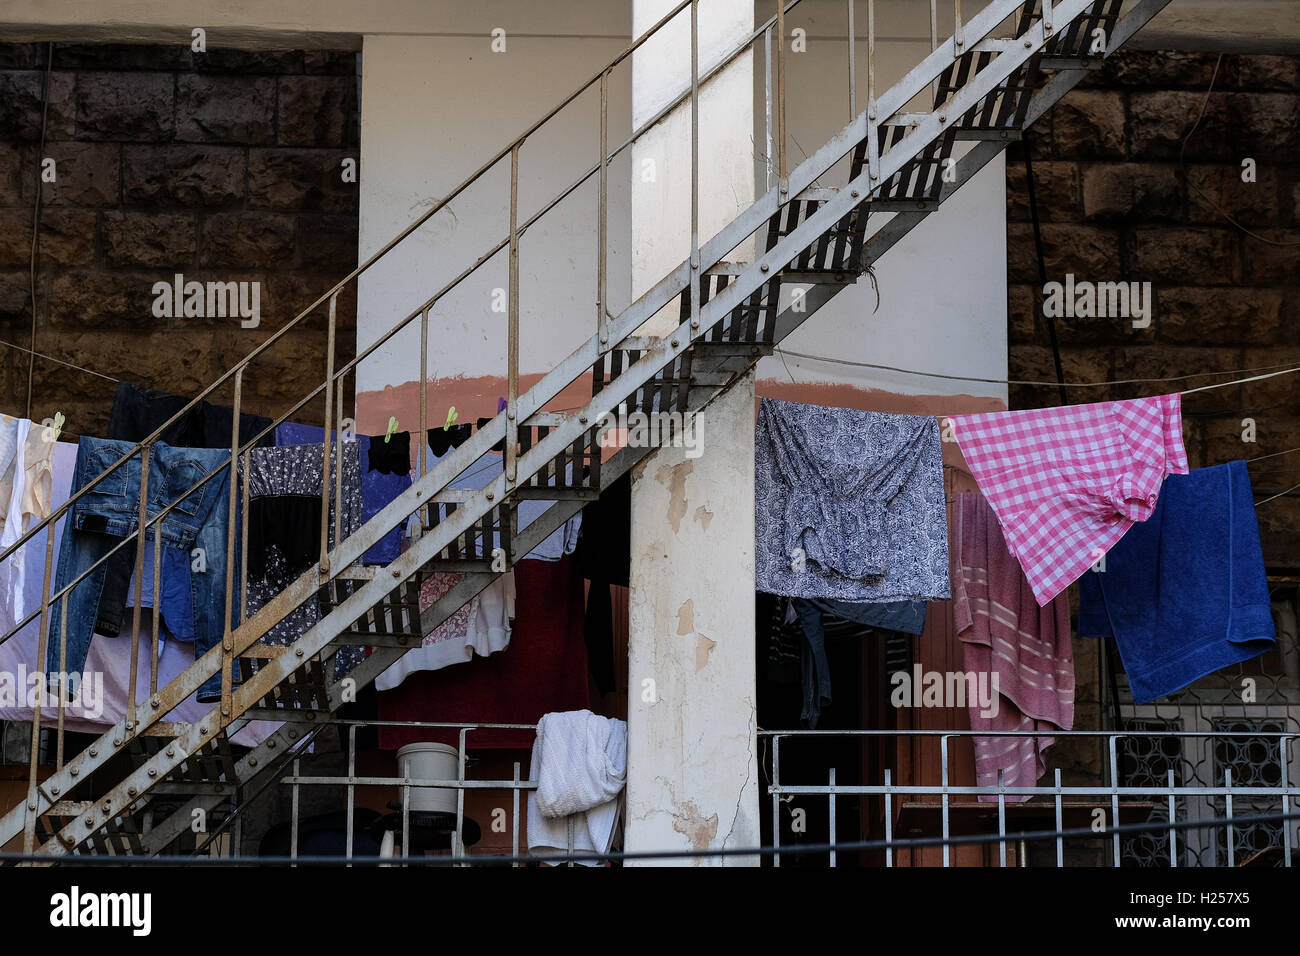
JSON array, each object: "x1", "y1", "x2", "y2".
[
  {"x1": 756, "y1": 0, "x2": 1007, "y2": 403},
  {"x1": 356, "y1": 22, "x2": 634, "y2": 398}
]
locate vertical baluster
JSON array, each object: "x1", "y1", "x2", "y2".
[
  {"x1": 23, "y1": 521, "x2": 57, "y2": 853},
  {"x1": 1109, "y1": 734, "x2": 1121, "y2": 867},
  {"x1": 883, "y1": 767, "x2": 893, "y2": 868},
  {"x1": 772, "y1": 735, "x2": 782, "y2": 868},
  {"x1": 690, "y1": 0, "x2": 701, "y2": 332},
  {"x1": 777, "y1": 0, "x2": 788, "y2": 194},
  {"x1": 222, "y1": 368, "x2": 243, "y2": 719},
  {"x1": 954, "y1": 0, "x2": 964, "y2": 52},
  {"x1": 127, "y1": 444, "x2": 150, "y2": 729},
  {"x1": 1168, "y1": 769, "x2": 1179, "y2": 867},
  {"x1": 847, "y1": 0, "x2": 856, "y2": 121},
  {"x1": 507, "y1": 145, "x2": 520, "y2": 486},
  {"x1": 320, "y1": 294, "x2": 338, "y2": 574},
  {"x1": 940, "y1": 734, "x2": 950, "y2": 867},
  {"x1": 419, "y1": 307, "x2": 429, "y2": 482},
  {"x1": 1054, "y1": 767, "x2": 1064, "y2": 867},
  {"x1": 598, "y1": 69, "x2": 610, "y2": 346},
  {"x1": 1280, "y1": 737, "x2": 1292, "y2": 868},
  {"x1": 150, "y1": 520, "x2": 161, "y2": 695},
  {"x1": 764, "y1": 26, "x2": 774, "y2": 192},
  {"x1": 512, "y1": 761, "x2": 522, "y2": 866},
  {"x1": 335, "y1": 365, "x2": 345, "y2": 553},
  {"x1": 866, "y1": 0, "x2": 879, "y2": 185},
  {"x1": 1224, "y1": 768, "x2": 1235, "y2": 867},
  {"x1": 290, "y1": 757, "x2": 300, "y2": 864},
  {"x1": 346, "y1": 724, "x2": 357, "y2": 862},
  {"x1": 55, "y1": 599, "x2": 67, "y2": 767},
  {"x1": 828, "y1": 766, "x2": 837, "y2": 868},
  {"x1": 930, "y1": 0, "x2": 938, "y2": 103},
  {"x1": 997, "y1": 768, "x2": 1007, "y2": 867}
]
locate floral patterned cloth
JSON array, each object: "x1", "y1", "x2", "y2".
[
  {"x1": 754, "y1": 398, "x2": 949, "y2": 602},
  {"x1": 242, "y1": 441, "x2": 364, "y2": 677},
  {"x1": 419, "y1": 572, "x2": 479, "y2": 647}
]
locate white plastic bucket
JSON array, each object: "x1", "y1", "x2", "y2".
[{"x1": 396, "y1": 742, "x2": 459, "y2": 814}]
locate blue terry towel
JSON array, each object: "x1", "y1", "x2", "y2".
[{"x1": 1077, "y1": 460, "x2": 1275, "y2": 703}]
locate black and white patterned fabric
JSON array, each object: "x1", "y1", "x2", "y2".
[
  {"x1": 242, "y1": 441, "x2": 364, "y2": 676},
  {"x1": 754, "y1": 398, "x2": 949, "y2": 602}
]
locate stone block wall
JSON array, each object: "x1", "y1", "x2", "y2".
[
  {"x1": 0, "y1": 43, "x2": 360, "y2": 434},
  {"x1": 1007, "y1": 49, "x2": 1300, "y2": 569}
]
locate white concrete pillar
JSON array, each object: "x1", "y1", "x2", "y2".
[{"x1": 625, "y1": 0, "x2": 759, "y2": 866}]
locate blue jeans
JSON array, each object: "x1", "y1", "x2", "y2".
[{"x1": 47, "y1": 438, "x2": 239, "y2": 702}]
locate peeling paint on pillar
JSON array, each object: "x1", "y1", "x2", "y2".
[
  {"x1": 656, "y1": 459, "x2": 693, "y2": 534},
  {"x1": 626, "y1": 371, "x2": 759, "y2": 865}
]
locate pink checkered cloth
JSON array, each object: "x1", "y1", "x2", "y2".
[{"x1": 949, "y1": 394, "x2": 1188, "y2": 606}]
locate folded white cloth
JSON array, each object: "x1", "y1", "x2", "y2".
[{"x1": 527, "y1": 710, "x2": 627, "y2": 864}]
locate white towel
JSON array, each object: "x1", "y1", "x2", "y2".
[{"x1": 527, "y1": 710, "x2": 627, "y2": 864}]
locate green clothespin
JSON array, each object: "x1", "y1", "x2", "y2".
[
  {"x1": 444, "y1": 406, "x2": 458, "y2": 431},
  {"x1": 384, "y1": 416, "x2": 399, "y2": 443},
  {"x1": 43, "y1": 412, "x2": 65, "y2": 442}
]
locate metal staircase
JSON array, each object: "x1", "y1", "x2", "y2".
[{"x1": 0, "y1": 0, "x2": 1172, "y2": 858}]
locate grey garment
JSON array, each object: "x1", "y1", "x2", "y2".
[
  {"x1": 755, "y1": 398, "x2": 950, "y2": 602},
  {"x1": 242, "y1": 441, "x2": 364, "y2": 677},
  {"x1": 1, "y1": 720, "x2": 31, "y2": 764}
]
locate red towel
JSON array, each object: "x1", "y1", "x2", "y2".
[
  {"x1": 953, "y1": 492, "x2": 1074, "y2": 801},
  {"x1": 378, "y1": 556, "x2": 590, "y2": 750}
]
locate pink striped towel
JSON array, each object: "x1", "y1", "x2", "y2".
[{"x1": 953, "y1": 492, "x2": 1074, "y2": 802}]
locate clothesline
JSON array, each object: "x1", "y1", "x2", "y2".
[
  {"x1": 775, "y1": 347, "x2": 1300, "y2": 394},
  {"x1": 0, "y1": 336, "x2": 121, "y2": 383}
]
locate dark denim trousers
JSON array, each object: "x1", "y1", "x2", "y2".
[
  {"x1": 108, "y1": 380, "x2": 273, "y2": 450},
  {"x1": 47, "y1": 438, "x2": 239, "y2": 702}
]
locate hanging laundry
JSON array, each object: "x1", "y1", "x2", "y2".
[
  {"x1": 0, "y1": 415, "x2": 33, "y2": 626},
  {"x1": 45, "y1": 438, "x2": 235, "y2": 704},
  {"x1": 275, "y1": 422, "x2": 412, "y2": 565},
  {"x1": 0, "y1": 440, "x2": 75, "y2": 660},
  {"x1": 1077, "y1": 461, "x2": 1274, "y2": 703},
  {"x1": 374, "y1": 570, "x2": 516, "y2": 691},
  {"x1": 377, "y1": 556, "x2": 589, "y2": 751},
  {"x1": 573, "y1": 471, "x2": 630, "y2": 587},
  {"x1": 791, "y1": 597, "x2": 927, "y2": 728},
  {"x1": 426, "y1": 424, "x2": 472, "y2": 457},
  {"x1": 952, "y1": 492, "x2": 1074, "y2": 802},
  {"x1": 475, "y1": 417, "x2": 506, "y2": 452},
  {"x1": 582, "y1": 581, "x2": 618, "y2": 696},
  {"x1": 108, "y1": 381, "x2": 274, "y2": 450},
  {"x1": 0, "y1": 437, "x2": 275, "y2": 747},
  {"x1": 238, "y1": 441, "x2": 364, "y2": 699},
  {"x1": 754, "y1": 398, "x2": 949, "y2": 602},
  {"x1": 526, "y1": 709, "x2": 627, "y2": 865},
  {"x1": 949, "y1": 394, "x2": 1188, "y2": 606}
]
